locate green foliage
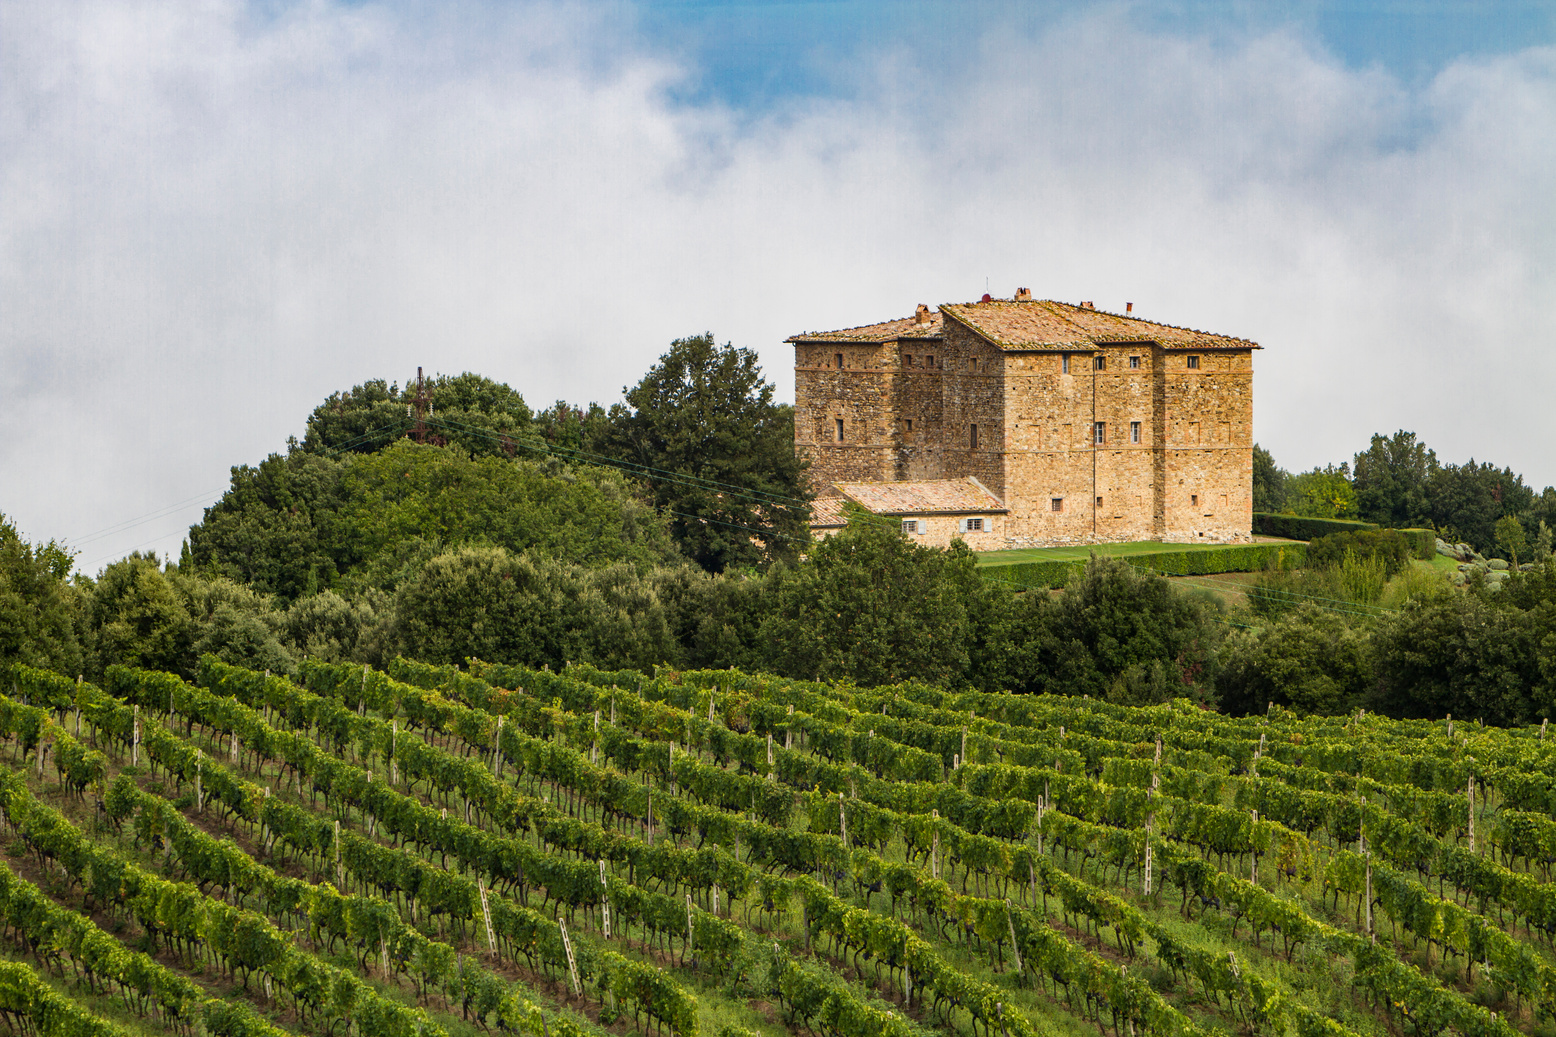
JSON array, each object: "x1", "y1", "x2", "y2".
[
  {"x1": 1252, "y1": 443, "x2": 1289, "y2": 513},
  {"x1": 89, "y1": 553, "x2": 195, "y2": 676},
  {"x1": 1217, "y1": 606, "x2": 1374, "y2": 715},
  {"x1": 1352, "y1": 430, "x2": 1436, "y2": 528},
  {"x1": 1287, "y1": 464, "x2": 1359, "y2": 518},
  {"x1": 1307, "y1": 529, "x2": 1415, "y2": 578},
  {"x1": 983, "y1": 542, "x2": 1307, "y2": 590},
  {"x1": 0, "y1": 514, "x2": 86, "y2": 678},
  {"x1": 1010, "y1": 555, "x2": 1223, "y2": 701},
  {"x1": 1252, "y1": 512, "x2": 1379, "y2": 541},
  {"x1": 601, "y1": 334, "x2": 812, "y2": 573},
  {"x1": 756, "y1": 519, "x2": 994, "y2": 687},
  {"x1": 301, "y1": 372, "x2": 539, "y2": 458},
  {"x1": 1426, "y1": 459, "x2": 1536, "y2": 556},
  {"x1": 1496, "y1": 515, "x2": 1529, "y2": 569}
]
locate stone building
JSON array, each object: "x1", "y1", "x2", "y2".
[{"x1": 790, "y1": 292, "x2": 1258, "y2": 548}]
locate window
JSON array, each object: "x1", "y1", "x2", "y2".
[
  {"x1": 904, "y1": 354, "x2": 913, "y2": 367},
  {"x1": 1061, "y1": 355, "x2": 1070, "y2": 374},
  {"x1": 965, "y1": 517, "x2": 984, "y2": 532},
  {"x1": 970, "y1": 424, "x2": 979, "y2": 449},
  {"x1": 1191, "y1": 494, "x2": 1198, "y2": 506},
  {"x1": 905, "y1": 418, "x2": 913, "y2": 432},
  {"x1": 927, "y1": 355, "x2": 935, "y2": 368},
  {"x1": 1094, "y1": 355, "x2": 1106, "y2": 371},
  {"x1": 1186, "y1": 355, "x2": 1200, "y2": 369},
  {"x1": 1051, "y1": 498, "x2": 1064, "y2": 512},
  {"x1": 1129, "y1": 355, "x2": 1140, "y2": 369},
  {"x1": 901, "y1": 520, "x2": 919, "y2": 535},
  {"x1": 1093, "y1": 421, "x2": 1106, "y2": 445},
  {"x1": 1130, "y1": 421, "x2": 1141, "y2": 443},
  {"x1": 836, "y1": 353, "x2": 845, "y2": 370},
  {"x1": 1096, "y1": 497, "x2": 1104, "y2": 508},
  {"x1": 835, "y1": 418, "x2": 845, "y2": 442}
]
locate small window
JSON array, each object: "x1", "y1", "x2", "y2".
[
  {"x1": 970, "y1": 424, "x2": 979, "y2": 449},
  {"x1": 1191, "y1": 494, "x2": 1198, "y2": 506},
  {"x1": 1129, "y1": 355, "x2": 1140, "y2": 369},
  {"x1": 906, "y1": 418, "x2": 913, "y2": 432},
  {"x1": 1051, "y1": 498, "x2": 1064, "y2": 512},
  {"x1": 1061, "y1": 355, "x2": 1070, "y2": 374},
  {"x1": 836, "y1": 353, "x2": 845, "y2": 370},
  {"x1": 927, "y1": 355, "x2": 935, "y2": 368},
  {"x1": 1094, "y1": 355, "x2": 1105, "y2": 371},
  {"x1": 966, "y1": 517, "x2": 984, "y2": 532},
  {"x1": 1186, "y1": 355, "x2": 1200, "y2": 369},
  {"x1": 835, "y1": 418, "x2": 845, "y2": 442},
  {"x1": 1093, "y1": 421, "x2": 1106, "y2": 445},
  {"x1": 904, "y1": 354, "x2": 913, "y2": 367},
  {"x1": 1130, "y1": 421, "x2": 1141, "y2": 444},
  {"x1": 1096, "y1": 497, "x2": 1104, "y2": 508},
  {"x1": 901, "y1": 520, "x2": 918, "y2": 535}
]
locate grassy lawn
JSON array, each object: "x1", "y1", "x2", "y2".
[{"x1": 976, "y1": 538, "x2": 1303, "y2": 567}]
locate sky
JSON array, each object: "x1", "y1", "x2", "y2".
[{"x1": 2, "y1": 0, "x2": 1554, "y2": 574}]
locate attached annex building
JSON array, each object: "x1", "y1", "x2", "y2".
[{"x1": 790, "y1": 292, "x2": 1258, "y2": 548}]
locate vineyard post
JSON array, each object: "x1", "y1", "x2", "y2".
[
  {"x1": 839, "y1": 793, "x2": 848, "y2": 848},
  {"x1": 646, "y1": 790, "x2": 653, "y2": 843},
  {"x1": 195, "y1": 750, "x2": 203, "y2": 813},
  {"x1": 1543, "y1": 717, "x2": 1548, "y2": 740},
  {"x1": 931, "y1": 809, "x2": 939, "y2": 878},
  {"x1": 73, "y1": 676, "x2": 81, "y2": 735},
  {"x1": 36, "y1": 742, "x2": 45, "y2": 780},
  {"x1": 766, "y1": 732, "x2": 774, "y2": 775},
  {"x1": 132, "y1": 706, "x2": 140, "y2": 767},
  {"x1": 1154, "y1": 735, "x2": 1161, "y2": 769},
  {"x1": 961, "y1": 725, "x2": 967, "y2": 767},
  {"x1": 708, "y1": 693, "x2": 716, "y2": 724},
  {"x1": 1447, "y1": 713, "x2": 1452, "y2": 739},
  {"x1": 1143, "y1": 792, "x2": 1154, "y2": 896},
  {"x1": 685, "y1": 894, "x2": 695, "y2": 966},
  {"x1": 495, "y1": 716, "x2": 505, "y2": 777},
  {"x1": 785, "y1": 704, "x2": 794, "y2": 750},
  {"x1": 479, "y1": 881, "x2": 497, "y2": 955},
  {"x1": 230, "y1": 733, "x2": 239, "y2": 766},
  {"x1": 1466, "y1": 776, "x2": 1475, "y2": 853},
  {"x1": 1121, "y1": 966, "x2": 1135, "y2": 1037},
  {"x1": 610, "y1": 696, "x2": 616, "y2": 726},
  {"x1": 360, "y1": 665, "x2": 367, "y2": 716},
  {"x1": 1004, "y1": 899, "x2": 1023, "y2": 977},
  {"x1": 334, "y1": 820, "x2": 343, "y2": 886},
  {"x1": 260, "y1": 787, "x2": 270, "y2": 852},
  {"x1": 1364, "y1": 851, "x2": 1374, "y2": 942},
  {"x1": 669, "y1": 742, "x2": 676, "y2": 796},
  {"x1": 559, "y1": 921, "x2": 580, "y2": 995},
  {"x1": 1249, "y1": 810, "x2": 1258, "y2": 884},
  {"x1": 599, "y1": 861, "x2": 611, "y2": 937}
]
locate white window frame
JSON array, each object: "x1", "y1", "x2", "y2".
[{"x1": 959, "y1": 517, "x2": 985, "y2": 533}]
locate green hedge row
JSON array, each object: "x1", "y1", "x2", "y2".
[
  {"x1": 1252, "y1": 513, "x2": 1378, "y2": 540},
  {"x1": 1253, "y1": 513, "x2": 1435, "y2": 560},
  {"x1": 981, "y1": 542, "x2": 1309, "y2": 590}
]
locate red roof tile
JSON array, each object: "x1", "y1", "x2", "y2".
[
  {"x1": 810, "y1": 497, "x2": 850, "y2": 528},
  {"x1": 787, "y1": 311, "x2": 943, "y2": 343},
  {"x1": 939, "y1": 299, "x2": 1256, "y2": 351},
  {"x1": 834, "y1": 477, "x2": 1007, "y2": 516}
]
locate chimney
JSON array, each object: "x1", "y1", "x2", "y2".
[
  {"x1": 1081, "y1": 300, "x2": 1095, "y2": 310},
  {"x1": 1014, "y1": 287, "x2": 1032, "y2": 301},
  {"x1": 1126, "y1": 302, "x2": 1133, "y2": 314},
  {"x1": 914, "y1": 303, "x2": 932, "y2": 325}
]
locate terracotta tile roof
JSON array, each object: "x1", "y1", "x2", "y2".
[
  {"x1": 834, "y1": 477, "x2": 1007, "y2": 516},
  {"x1": 787, "y1": 311, "x2": 943, "y2": 343},
  {"x1": 939, "y1": 299, "x2": 1256, "y2": 350},
  {"x1": 810, "y1": 497, "x2": 850, "y2": 528}
]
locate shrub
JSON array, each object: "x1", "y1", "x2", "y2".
[
  {"x1": 1252, "y1": 513, "x2": 1378, "y2": 540},
  {"x1": 981, "y1": 543, "x2": 1307, "y2": 590},
  {"x1": 1307, "y1": 529, "x2": 1414, "y2": 578}
]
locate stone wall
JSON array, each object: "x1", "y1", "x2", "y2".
[
  {"x1": 793, "y1": 342, "x2": 897, "y2": 492},
  {"x1": 1159, "y1": 349, "x2": 1254, "y2": 542}
]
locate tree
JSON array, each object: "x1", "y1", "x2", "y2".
[
  {"x1": 0, "y1": 515, "x2": 86, "y2": 678},
  {"x1": 1216, "y1": 606, "x2": 1372, "y2": 716},
  {"x1": 602, "y1": 335, "x2": 812, "y2": 573},
  {"x1": 301, "y1": 372, "x2": 539, "y2": 459},
  {"x1": 1427, "y1": 460, "x2": 1534, "y2": 554},
  {"x1": 89, "y1": 553, "x2": 195, "y2": 677},
  {"x1": 1352, "y1": 431, "x2": 1436, "y2": 527},
  {"x1": 1251, "y1": 445, "x2": 1290, "y2": 513},
  {"x1": 1496, "y1": 515, "x2": 1529, "y2": 569},
  {"x1": 1287, "y1": 464, "x2": 1358, "y2": 518},
  {"x1": 756, "y1": 519, "x2": 995, "y2": 686}
]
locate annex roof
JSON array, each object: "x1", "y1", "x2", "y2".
[
  {"x1": 939, "y1": 299, "x2": 1257, "y2": 351},
  {"x1": 833, "y1": 477, "x2": 1007, "y2": 516},
  {"x1": 809, "y1": 497, "x2": 850, "y2": 529},
  {"x1": 786, "y1": 310, "x2": 943, "y2": 343}
]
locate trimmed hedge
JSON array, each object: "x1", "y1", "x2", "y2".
[
  {"x1": 981, "y1": 542, "x2": 1308, "y2": 590},
  {"x1": 1252, "y1": 513, "x2": 1377, "y2": 540},
  {"x1": 1399, "y1": 528, "x2": 1436, "y2": 560}
]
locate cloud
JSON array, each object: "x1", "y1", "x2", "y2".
[{"x1": 2, "y1": 1, "x2": 1552, "y2": 571}]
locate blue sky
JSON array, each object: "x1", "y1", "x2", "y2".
[{"x1": 2, "y1": 0, "x2": 1553, "y2": 569}]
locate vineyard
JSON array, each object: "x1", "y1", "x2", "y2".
[{"x1": 0, "y1": 658, "x2": 1552, "y2": 1037}]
